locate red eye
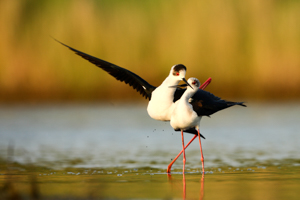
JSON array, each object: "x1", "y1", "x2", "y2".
[
  {"x1": 176, "y1": 72, "x2": 179, "y2": 76},
  {"x1": 193, "y1": 81, "x2": 196, "y2": 84}
]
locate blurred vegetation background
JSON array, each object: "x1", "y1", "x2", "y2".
[{"x1": 0, "y1": 0, "x2": 299, "y2": 103}]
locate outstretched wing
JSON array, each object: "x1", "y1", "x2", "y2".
[{"x1": 55, "y1": 39, "x2": 156, "y2": 100}]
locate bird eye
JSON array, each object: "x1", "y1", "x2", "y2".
[
  {"x1": 176, "y1": 72, "x2": 179, "y2": 76},
  {"x1": 193, "y1": 81, "x2": 196, "y2": 84}
]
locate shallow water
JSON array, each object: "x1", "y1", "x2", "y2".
[
  {"x1": 0, "y1": 103, "x2": 299, "y2": 169},
  {"x1": 1, "y1": 166, "x2": 300, "y2": 199},
  {"x1": 0, "y1": 103, "x2": 300, "y2": 199}
]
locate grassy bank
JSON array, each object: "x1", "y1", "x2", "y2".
[{"x1": 0, "y1": 0, "x2": 300, "y2": 102}]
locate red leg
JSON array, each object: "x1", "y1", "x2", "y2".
[
  {"x1": 183, "y1": 173, "x2": 186, "y2": 199},
  {"x1": 181, "y1": 130, "x2": 186, "y2": 174},
  {"x1": 199, "y1": 77, "x2": 211, "y2": 90},
  {"x1": 200, "y1": 173, "x2": 204, "y2": 200},
  {"x1": 166, "y1": 77, "x2": 211, "y2": 174},
  {"x1": 197, "y1": 129, "x2": 205, "y2": 173},
  {"x1": 167, "y1": 135, "x2": 198, "y2": 173}
]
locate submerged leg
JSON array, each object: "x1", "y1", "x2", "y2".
[
  {"x1": 200, "y1": 173, "x2": 204, "y2": 200},
  {"x1": 197, "y1": 129, "x2": 205, "y2": 173},
  {"x1": 181, "y1": 130, "x2": 186, "y2": 174},
  {"x1": 183, "y1": 173, "x2": 186, "y2": 199},
  {"x1": 167, "y1": 135, "x2": 198, "y2": 173}
]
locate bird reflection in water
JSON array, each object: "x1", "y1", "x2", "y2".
[{"x1": 167, "y1": 173, "x2": 205, "y2": 200}]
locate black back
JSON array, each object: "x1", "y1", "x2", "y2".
[{"x1": 174, "y1": 88, "x2": 246, "y2": 117}]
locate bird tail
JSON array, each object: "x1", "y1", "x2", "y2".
[
  {"x1": 175, "y1": 128, "x2": 206, "y2": 139},
  {"x1": 228, "y1": 101, "x2": 247, "y2": 107}
]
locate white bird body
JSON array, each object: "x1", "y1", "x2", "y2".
[
  {"x1": 170, "y1": 78, "x2": 202, "y2": 131},
  {"x1": 170, "y1": 93, "x2": 202, "y2": 131},
  {"x1": 147, "y1": 65, "x2": 187, "y2": 121},
  {"x1": 169, "y1": 77, "x2": 204, "y2": 173}
]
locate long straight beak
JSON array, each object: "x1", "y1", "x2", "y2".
[
  {"x1": 169, "y1": 83, "x2": 188, "y2": 88},
  {"x1": 182, "y1": 78, "x2": 193, "y2": 89},
  {"x1": 169, "y1": 78, "x2": 193, "y2": 89}
]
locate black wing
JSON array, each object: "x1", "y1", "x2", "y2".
[
  {"x1": 191, "y1": 89, "x2": 246, "y2": 116},
  {"x1": 174, "y1": 88, "x2": 246, "y2": 116},
  {"x1": 175, "y1": 128, "x2": 206, "y2": 139},
  {"x1": 55, "y1": 39, "x2": 156, "y2": 100},
  {"x1": 173, "y1": 88, "x2": 186, "y2": 102}
]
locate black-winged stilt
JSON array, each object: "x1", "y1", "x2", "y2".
[
  {"x1": 55, "y1": 40, "x2": 245, "y2": 173},
  {"x1": 169, "y1": 77, "x2": 246, "y2": 173},
  {"x1": 55, "y1": 39, "x2": 210, "y2": 135}
]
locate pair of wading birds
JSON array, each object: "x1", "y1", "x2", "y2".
[{"x1": 56, "y1": 40, "x2": 246, "y2": 174}]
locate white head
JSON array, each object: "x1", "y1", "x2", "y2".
[
  {"x1": 168, "y1": 64, "x2": 192, "y2": 87},
  {"x1": 187, "y1": 77, "x2": 201, "y2": 90},
  {"x1": 170, "y1": 64, "x2": 187, "y2": 81}
]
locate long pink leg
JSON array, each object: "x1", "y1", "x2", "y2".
[
  {"x1": 181, "y1": 130, "x2": 186, "y2": 174},
  {"x1": 197, "y1": 128, "x2": 205, "y2": 173},
  {"x1": 166, "y1": 77, "x2": 211, "y2": 173},
  {"x1": 200, "y1": 173, "x2": 204, "y2": 200},
  {"x1": 167, "y1": 135, "x2": 197, "y2": 173},
  {"x1": 183, "y1": 172, "x2": 186, "y2": 199}
]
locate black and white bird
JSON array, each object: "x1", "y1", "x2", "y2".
[
  {"x1": 55, "y1": 39, "x2": 210, "y2": 136},
  {"x1": 55, "y1": 40, "x2": 246, "y2": 173},
  {"x1": 169, "y1": 77, "x2": 245, "y2": 173}
]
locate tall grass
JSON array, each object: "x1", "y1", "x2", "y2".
[{"x1": 0, "y1": 0, "x2": 299, "y2": 102}]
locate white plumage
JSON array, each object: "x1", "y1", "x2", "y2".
[{"x1": 170, "y1": 77, "x2": 205, "y2": 174}]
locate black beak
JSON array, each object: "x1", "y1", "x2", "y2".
[
  {"x1": 182, "y1": 78, "x2": 193, "y2": 89},
  {"x1": 168, "y1": 83, "x2": 188, "y2": 88},
  {"x1": 169, "y1": 78, "x2": 193, "y2": 89}
]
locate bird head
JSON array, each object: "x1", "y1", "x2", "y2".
[
  {"x1": 170, "y1": 77, "x2": 200, "y2": 90},
  {"x1": 187, "y1": 77, "x2": 200, "y2": 90},
  {"x1": 170, "y1": 64, "x2": 187, "y2": 82}
]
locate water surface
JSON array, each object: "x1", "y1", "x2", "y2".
[
  {"x1": 1, "y1": 165, "x2": 300, "y2": 199},
  {"x1": 0, "y1": 103, "x2": 299, "y2": 169},
  {"x1": 1, "y1": 103, "x2": 300, "y2": 199}
]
